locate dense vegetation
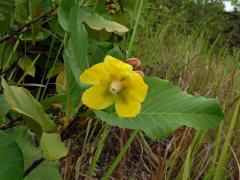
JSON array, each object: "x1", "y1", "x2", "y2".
[{"x1": 0, "y1": 0, "x2": 239, "y2": 179}]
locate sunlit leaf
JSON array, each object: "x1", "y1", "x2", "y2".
[
  {"x1": 95, "y1": 77, "x2": 224, "y2": 140},
  {"x1": 24, "y1": 161, "x2": 61, "y2": 180},
  {"x1": 79, "y1": 8, "x2": 129, "y2": 35},
  {"x1": 40, "y1": 132, "x2": 68, "y2": 160},
  {"x1": 18, "y1": 56, "x2": 36, "y2": 77},
  {"x1": 2, "y1": 79, "x2": 56, "y2": 132}
]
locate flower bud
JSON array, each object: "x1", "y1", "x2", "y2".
[
  {"x1": 105, "y1": 0, "x2": 111, "y2": 4},
  {"x1": 109, "y1": 10, "x2": 115, "y2": 15},
  {"x1": 110, "y1": 4, "x2": 117, "y2": 9},
  {"x1": 51, "y1": 103, "x2": 62, "y2": 111},
  {"x1": 135, "y1": 70, "x2": 144, "y2": 77},
  {"x1": 126, "y1": 58, "x2": 141, "y2": 68},
  {"x1": 106, "y1": 4, "x2": 111, "y2": 9}
]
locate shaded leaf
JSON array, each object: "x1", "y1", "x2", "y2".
[
  {"x1": 46, "y1": 62, "x2": 64, "y2": 79},
  {"x1": 95, "y1": 77, "x2": 224, "y2": 140},
  {"x1": 20, "y1": 29, "x2": 50, "y2": 41},
  {"x1": 14, "y1": 3, "x2": 28, "y2": 23},
  {"x1": 0, "y1": 0, "x2": 14, "y2": 33},
  {"x1": 0, "y1": 43, "x2": 17, "y2": 71},
  {"x1": 0, "y1": 131, "x2": 24, "y2": 180},
  {"x1": 0, "y1": 95, "x2": 9, "y2": 118},
  {"x1": 57, "y1": 0, "x2": 74, "y2": 31}
]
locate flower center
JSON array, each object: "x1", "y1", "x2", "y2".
[{"x1": 109, "y1": 80, "x2": 122, "y2": 94}]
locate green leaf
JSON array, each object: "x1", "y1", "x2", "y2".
[
  {"x1": 60, "y1": 1, "x2": 89, "y2": 106},
  {"x1": 18, "y1": 56, "x2": 36, "y2": 77},
  {"x1": 6, "y1": 126, "x2": 62, "y2": 180},
  {"x1": 107, "y1": 46, "x2": 124, "y2": 60},
  {"x1": 6, "y1": 126, "x2": 42, "y2": 169},
  {"x1": 29, "y1": 0, "x2": 41, "y2": 44},
  {"x1": 48, "y1": 19, "x2": 65, "y2": 38},
  {"x1": 40, "y1": 0, "x2": 52, "y2": 13},
  {"x1": 24, "y1": 161, "x2": 61, "y2": 180},
  {"x1": 57, "y1": 0, "x2": 74, "y2": 31},
  {"x1": 0, "y1": 0, "x2": 14, "y2": 33},
  {"x1": 0, "y1": 42, "x2": 17, "y2": 71},
  {"x1": 95, "y1": 77, "x2": 224, "y2": 140},
  {"x1": 79, "y1": 7, "x2": 129, "y2": 35},
  {"x1": 0, "y1": 95, "x2": 9, "y2": 118},
  {"x1": 0, "y1": 131, "x2": 24, "y2": 180},
  {"x1": 64, "y1": 23, "x2": 89, "y2": 87},
  {"x1": 14, "y1": 3, "x2": 28, "y2": 23},
  {"x1": 40, "y1": 132, "x2": 68, "y2": 160},
  {"x1": 20, "y1": 29, "x2": 50, "y2": 42},
  {"x1": 2, "y1": 79, "x2": 56, "y2": 132}
]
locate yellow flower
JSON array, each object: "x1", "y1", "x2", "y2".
[{"x1": 80, "y1": 55, "x2": 148, "y2": 117}]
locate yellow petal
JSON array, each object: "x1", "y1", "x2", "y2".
[
  {"x1": 82, "y1": 85, "x2": 113, "y2": 109},
  {"x1": 121, "y1": 72, "x2": 148, "y2": 102},
  {"x1": 115, "y1": 97, "x2": 141, "y2": 117},
  {"x1": 80, "y1": 63, "x2": 109, "y2": 85},
  {"x1": 104, "y1": 55, "x2": 132, "y2": 80}
]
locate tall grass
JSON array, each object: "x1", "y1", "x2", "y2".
[{"x1": 130, "y1": 6, "x2": 240, "y2": 179}]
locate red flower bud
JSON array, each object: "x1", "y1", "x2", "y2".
[{"x1": 125, "y1": 58, "x2": 141, "y2": 68}]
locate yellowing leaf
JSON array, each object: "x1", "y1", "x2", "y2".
[{"x1": 55, "y1": 71, "x2": 66, "y2": 94}]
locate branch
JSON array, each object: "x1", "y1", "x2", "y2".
[
  {"x1": 0, "y1": 7, "x2": 57, "y2": 43},
  {"x1": 23, "y1": 157, "x2": 44, "y2": 177}
]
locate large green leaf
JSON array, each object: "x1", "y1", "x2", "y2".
[
  {"x1": 95, "y1": 77, "x2": 224, "y2": 140},
  {"x1": 0, "y1": 131, "x2": 24, "y2": 180},
  {"x1": 58, "y1": 0, "x2": 89, "y2": 107},
  {"x1": 40, "y1": 132, "x2": 68, "y2": 160},
  {"x1": 6, "y1": 126, "x2": 63, "y2": 179},
  {"x1": 2, "y1": 79, "x2": 56, "y2": 132}
]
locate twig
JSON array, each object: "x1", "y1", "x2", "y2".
[
  {"x1": 0, "y1": 7, "x2": 57, "y2": 43},
  {"x1": 23, "y1": 157, "x2": 44, "y2": 177},
  {"x1": 0, "y1": 116, "x2": 23, "y2": 130}
]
